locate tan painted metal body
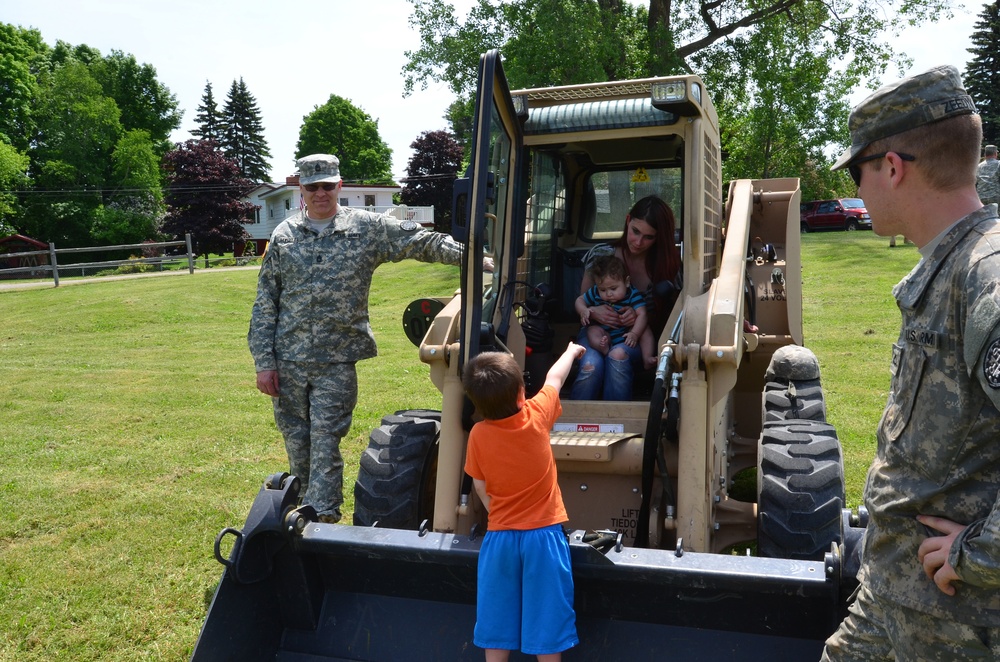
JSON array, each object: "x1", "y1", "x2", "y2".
[{"x1": 416, "y1": 71, "x2": 803, "y2": 555}]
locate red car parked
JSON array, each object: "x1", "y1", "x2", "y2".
[{"x1": 800, "y1": 198, "x2": 872, "y2": 232}]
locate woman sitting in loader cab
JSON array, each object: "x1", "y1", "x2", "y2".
[{"x1": 568, "y1": 195, "x2": 681, "y2": 401}]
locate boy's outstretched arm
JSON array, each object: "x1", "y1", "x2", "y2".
[{"x1": 544, "y1": 342, "x2": 586, "y2": 391}]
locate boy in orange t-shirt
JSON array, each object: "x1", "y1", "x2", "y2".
[{"x1": 462, "y1": 343, "x2": 585, "y2": 662}]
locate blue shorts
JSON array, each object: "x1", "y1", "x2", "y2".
[{"x1": 474, "y1": 524, "x2": 578, "y2": 655}]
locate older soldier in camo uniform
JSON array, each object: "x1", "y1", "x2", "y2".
[
  {"x1": 823, "y1": 66, "x2": 1000, "y2": 660},
  {"x1": 977, "y1": 144, "x2": 1000, "y2": 212},
  {"x1": 249, "y1": 153, "x2": 470, "y2": 524}
]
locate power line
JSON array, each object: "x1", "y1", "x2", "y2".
[
  {"x1": 0, "y1": 184, "x2": 256, "y2": 196},
  {"x1": 399, "y1": 173, "x2": 461, "y2": 183},
  {"x1": 1, "y1": 176, "x2": 416, "y2": 197}
]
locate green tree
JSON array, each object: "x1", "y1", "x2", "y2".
[
  {"x1": 89, "y1": 50, "x2": 181, "y2": 154},
  {"x1": 401, "y1": 130, "x2": 463, "y2": 232},
  {"x1": 45, "y1": 40, "x2": 103, "y2": 68},
  {"x1": 0, "y1": 141, "x2": 30, "y2": 236},
  {"x1": 162, "y1": 139, "x2": 255, "y2": 259},
  {"x1": 297, "y1": 95, "x2": 394, "y2": 184},
  {"x1": 91, "y1": 129, "x2": 164, "y2": 245},
  {"x1": 33, "y1": 63, "x2": 122, "y2": 187},
  {"x1": 25, "y1": 61, "x2": 122, "y2": 245},
  {"x1": 403, "y1": 0, "x2": 953, "y2": 193},
  {"x1": 695, "y1": 5, "x2": 854, "y2": 199},
  {"x1": 0, "y1": 24, "x2": 43, "y2": 151},
  {"x1": 965, "y1": 1, "x2": 1000, "y2": 146},
  {"x1": 444, "y1": 97, "x2": 475, "y2": 154},
  {"x1": 3, "y1": 30, "x2": 181, "y2": 246},
  {"x1": 220, "y1": 78, "x2": 272, "y2": 182},
  {"x1": 403, "y1": 0, "x2": 645, "y2": 96},
  {"x1": 192, "y1": 81, "x2": 224, "y2": 143}
]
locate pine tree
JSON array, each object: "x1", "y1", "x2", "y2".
[
  {"x1": 191, "y1": 81, "x2": 223, "y2": 143},
  {"x1": 220, "y1": 78, "x2": 272, "y2": 182},
  {"x1": 965, "y1": 1, "x2": 1000, "y2": 146}
]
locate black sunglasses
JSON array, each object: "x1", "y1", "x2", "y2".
[
  {"x1": 848, "y1": 152, "x2": 916, "y2": 187},
  {"x1": 304, "y1": 183, "x2": 338, "y2": 192}
]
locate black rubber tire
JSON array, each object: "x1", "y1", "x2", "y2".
[
  {"x1": 757, "y1": 420, "x2": 845, "y2": 560},
  {"x1": 762, "y1": 378, "x2": 826, "y2": 424},
  {"x1": 845, "y1": 218, "x2": 859, "y2": 231},
  {"x1": 762, "y1": 345, "x2": 827, "y2": 425},
  {"x1": 353, "y1": 410, "x2": 441, "y2": 528}
]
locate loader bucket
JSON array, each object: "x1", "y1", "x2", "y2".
[{"x1": 192, "y1": 477, "x2": 849, "y2": 661}]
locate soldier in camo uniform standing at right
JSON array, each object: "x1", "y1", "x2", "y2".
[
  {"x1": 977, "y1": 144, "x2": 1000, "y2": 213},
  {"x1": 822, "y1": 66, "x2": 1000, "y2": 660},
  {"x1": 249, "y1": 153, "x2": 489, "y2": 524}
]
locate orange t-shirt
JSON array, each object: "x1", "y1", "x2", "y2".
[{"x1": 464, "y1": 385, "x2": 568, "y2": 531}]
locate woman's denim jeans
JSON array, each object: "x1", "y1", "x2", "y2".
[{"x1": 568, "y1": 327, "x2": 641, "y2": 401}]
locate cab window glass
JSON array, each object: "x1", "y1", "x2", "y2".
[
  {"x1": 481, "y1": 99, "x2": 513, "y2": 310},
  {"x1": 586, "y1": 167, "x2": 683, "y2": 240}
]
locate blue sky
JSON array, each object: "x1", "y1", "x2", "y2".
[
  {"x1": 4, "y1": 1, "x2": 980, "y2": 181},
  {"x1": 6, "y1": 0, "x2": 478, "y2": 181},
  {"x1": 851, "y1": 5, "x2": 980, "y2": 104}
]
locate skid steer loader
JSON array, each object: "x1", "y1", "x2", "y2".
[{"x1": 192, "y1": 51, "x2": 866, "y2": 661}]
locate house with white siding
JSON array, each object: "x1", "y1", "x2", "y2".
[{"x1": 240, "y1": 176, "x2": 434, "y2": 256}]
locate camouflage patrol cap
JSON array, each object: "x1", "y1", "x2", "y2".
[
  {"x1": 297, "y1": 153, "x2": 342, "y2": 184},
  {"x1": 831, "y1": 65, "x2": 977, "y2": 171}
]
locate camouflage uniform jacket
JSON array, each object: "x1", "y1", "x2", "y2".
[
  {"x1": 976, "y1": 158, "x2": 1000, "y2": 205},
  {"x1": 861, "y1": 206, "x2": 1000, "y2": 626},
  {"x1": 248, "y1": 208, "x2": 461, "y2": 371}
]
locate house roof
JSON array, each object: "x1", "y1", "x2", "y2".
[
  {"x1": 0, "y1": 234, "x2": 48, "y2": 251},
  {"x1": 246, "y1": 182, "x2": 280, "y2": 197},
  {"x1": 259, "y1": 184, "x2": 297, "y2": 201}
]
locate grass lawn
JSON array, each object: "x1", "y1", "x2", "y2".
[
  {"x1": 0, "y1": 232, "x2": 920, "y2": 660},
  {"x1": 798, "y1": 232, "x2": 920, "y2": 503}
]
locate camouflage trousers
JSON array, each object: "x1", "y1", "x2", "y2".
[
  {"x1": 272, "y1": 360, "x2": 358, "y2": 521},
  {"x1": 822, "y1": 582, "x2": 1000, "y2": 661}
]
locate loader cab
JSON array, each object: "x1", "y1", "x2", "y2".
[{"x1": 456, "y1": 51, "x2": 723, "y2": 404}]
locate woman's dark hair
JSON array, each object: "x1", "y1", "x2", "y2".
[{"x1": 614, "y1": 195, "x2": 681, "y2": 286}]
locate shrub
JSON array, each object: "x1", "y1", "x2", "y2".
[{"x1": 112, "y1": 256, "x2": 154, "y2": 275}]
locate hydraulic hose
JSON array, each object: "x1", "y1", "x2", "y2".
[{"x1": 634, "y1": 346, "x2": 673, "y2": 548}]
